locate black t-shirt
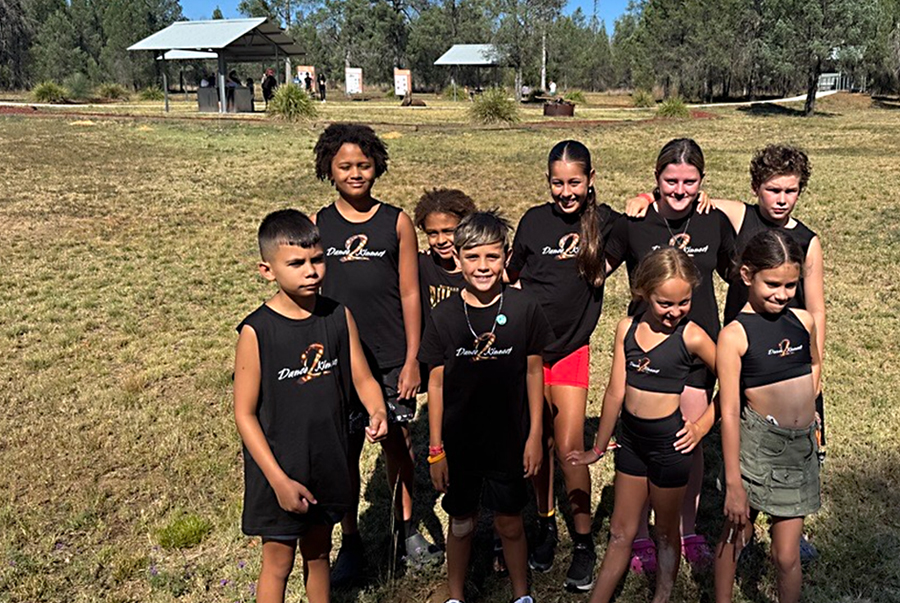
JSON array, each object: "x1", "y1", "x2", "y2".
[
  {"x1": 237, "y1": 298, "x2": 353, "y2": 536},
  {"x1": 606, "y1": 204, "x2": 735, "y2": 340},
  {"x1": 724, "y1": 203, "x2": 817, "y2": 323},
  {"x1": 418, "y1": 287, "x2": 553, "y2": 479},
  {"x1": 418, "y1": 250, "x2": 466, "y2": 326},
  {"x1": 318, "y1": 202, "x2": 406, "y2": 368},
  {"x1": 508, "y1": 202, "x2": 620, "y2": 363}
]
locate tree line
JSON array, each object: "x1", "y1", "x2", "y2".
[{"x1": 3, "y1": 0, "x2": 900, "y2": 113}]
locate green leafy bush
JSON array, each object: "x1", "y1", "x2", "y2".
[
  {"x1": 267, "y1": 84, "x2": 317, "y2": 121},
  {"x1": 96, "y1": 82, "x2": 130, "y2": 101},
  {"x1": 470, "y1": 87, "x2": 519, "y2": 124},
  {"x1": 32, "y1": 81, "x2": 68, "y2": 103},
  {"x1": 564, "y1": 89, "x2": 587, "y2": 104},
  {"x1": 63, "y1": 73, "x2": 91, "y2": 100},
  {"x1": 441, "y1": 85, "x2": 466, "y2": 100},
  {"x1": 155, "y1": 512, "x2": 211, "y2": 550},
  {"x1": 138, "y1": 87, "x2": 165, "y2": 101},
  {"x1": 632, "y1": 88, "x2": 655, "y2": 108},
  {"x1": 657, "y1": 96, "x2": 691, "y2": 118}
]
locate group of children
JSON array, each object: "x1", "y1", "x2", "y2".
[{"x1": 233, "y1": 123, "x2": 825, "y2": 603}]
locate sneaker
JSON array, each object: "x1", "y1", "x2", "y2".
[
  {"x1": 564, "y1": 542, "x2": 597, "y2": 591},
  {"x1": 493, "y1": 536, "x2": 508, "y2": 576},
  {"x1": 799, "y1": 535, "x2": 819, "y2": 564},
  {"x1": 528, "y1": 520, "x2": 558, "y2": 573},
  {"x1": 330, "y1": 533, "x2": 364, "y2": 588},
  {"x1": 681, "y1": 534, "x2": 713, "y2": 571},
  {"x1": 629, "y1": 538, "x2": 657, "y2": 574},
  {"x1": 403, "y1": 531, "x2": 444, "y2": 567}
]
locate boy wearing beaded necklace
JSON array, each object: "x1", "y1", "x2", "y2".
[{"x1": 419, "y1": 211, "x2": 552, "y2": 603}]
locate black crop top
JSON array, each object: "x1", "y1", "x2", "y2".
[
  {"x1": 624, "y1": 316, "x2": 694, "y2": 394},
  {"x1": 735, "y1": 309, "x2": 812, "y2": 389}
]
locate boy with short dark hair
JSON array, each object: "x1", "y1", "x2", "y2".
[
  {"x1": 419, "y1": 211, "x2": 552, "y2": 603},
  {"x1": 233, "y1": 209, "x2": 388, "y2": 603}
]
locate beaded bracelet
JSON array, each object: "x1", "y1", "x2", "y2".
[
  {"x1": 429, "y1": 445, "x2": 444, "y2": 456},
  {"x1": 427, "y1": 451, "x2": 447, "y2": 465}
]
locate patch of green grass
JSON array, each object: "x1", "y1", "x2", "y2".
[{"x1": 156, "y1": 513, "x2": 212, "y2": 550}]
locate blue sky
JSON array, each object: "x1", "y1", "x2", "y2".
[{"x1": 180, "y1": 0, "x2": 630, "y2": 30}]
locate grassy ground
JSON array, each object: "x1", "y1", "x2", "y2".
[{"x1": 0, "y1": 92, "x2": 898, "y2": 603}]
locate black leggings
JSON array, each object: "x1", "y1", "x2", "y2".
[{"x1": 615, "y1": 408, "x2": 693, "y2": 488}]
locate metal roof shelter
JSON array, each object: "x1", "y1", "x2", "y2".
[
  {"x1": 128, "y1": 18, "x2": 304, "y2": 113},
  {"x1": 434, "y1": 44, "x2": 500, "y2": 66},
  {"x1": 434, "y1": 44, "x2": 501, "y2": 100}
]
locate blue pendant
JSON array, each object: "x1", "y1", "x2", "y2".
[{"x1": 496, "y1": 314, "x2": 507, "y2": 326}]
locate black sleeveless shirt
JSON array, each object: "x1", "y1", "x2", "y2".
[
  {"x1": 318, "y1": 202, "x2": 407, "y2": 368},
  {"x1": 237, "y1": 298, "x2": 353, "y2": 536},
  {"x1": 734, "y1": 309, "x2": 812, "y2": 389},
  {"x1": 624, "y1": 315, "x2": 695, "y2": 394},
  {"x1": 724, "y1": 204, "x2": 817, "y2": 323},
  {"x1": 419, "y1": 250, "x2": 466, "y2": 326}
]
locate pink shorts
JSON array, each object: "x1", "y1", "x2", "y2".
[{"x1": 543, "y1": 345, "x2": 590, "y2": 389}]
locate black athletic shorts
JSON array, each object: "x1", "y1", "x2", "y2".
[
  {"x1": 615, "y1": 407, "x2": 693, "y2": 488},
  {"x1": 441, "y1": 472, "x2": 528, "y2": 517}
]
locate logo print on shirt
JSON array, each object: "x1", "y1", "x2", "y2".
[
  {"x1": 541, "y1": 232, "x2": 580, "y2": 258},
  {"x1": 473, "y1": 332, "x2": 497, "y2": 361},
  {"x1": 342, "y1": 234, "x2": 370, "y2": 262},
  {"x1": 429, "y1": 284, "x2": 459, "y2": 309},
  {"x1": 629, "y1": 357, "x2": 660, "y2": 374},
  {"x1": 768, "y1": 339, "x2": 804, "y2": 357},
  {"x1": 668, "y1": 233, "x2": 691, "y2": 251},
  {"x1": 277, "y1": 343, "x2": 338, "y2": 383}
]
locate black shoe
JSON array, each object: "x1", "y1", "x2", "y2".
[
  {"x1": 565, "y1": 542, "x2": 597, "y2": 592},
  {"x1": 403, "y1": 531, "x2": 444, "y2": 567},
  {"x1": 528, "y1": 520, "x2": 558, "y2": 573},
  {"x1": 330, "y1": 533, "x2": 364, "y2": 588}
]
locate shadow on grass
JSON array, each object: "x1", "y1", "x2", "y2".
[{"x1": 737, "y1": 104, "x2": 838, "y2": 118}]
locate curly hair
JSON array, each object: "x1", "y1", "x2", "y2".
[
  {"x1": 413, "y1": 188, "x2": 477, "y2": 230},
  {"x1": 313, "y1": 123, "x2": 389, "y2": 181},
  {"x1": 750, "y1": 144, "x2": 811, "y2": 193}
]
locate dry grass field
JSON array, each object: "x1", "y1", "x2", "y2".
[{"x1": 1, "y1": 92, "x2": 898, "y2": 603}]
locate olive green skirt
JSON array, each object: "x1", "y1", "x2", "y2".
[{"x1": 740, "y1": 406, "x2": 821, "y2": 518}]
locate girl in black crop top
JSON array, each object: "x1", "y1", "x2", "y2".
[
  {"x1": 715, "y1": 230, "x2": 821, "y2": 603},
  {"x1": 313, "y1": 124, "x2": 440, "y2": 578},
  {"x1": 605, "y1": 138, "x2": 732, "y2": 569},
  {"x1": 506, "y1": 141, "x2": 619, "y2": 582},
  {"x1": 568, "y1": 248, "x2": 717, "y2": 603}
]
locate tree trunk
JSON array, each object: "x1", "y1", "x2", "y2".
[
  {"x1": 804, "y1": 57, "x2": 821, "y2": 116},
  {"x1": 540, "y1": 29, "x2": 547, "y2": 92}
]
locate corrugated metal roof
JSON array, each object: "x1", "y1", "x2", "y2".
[
  {"x1": 128, "y1": 18, "x2": 304, "y2": 61},
  {"x1": 157, "y1": 49, "x2": 218, "y2": 61},
  {"x1": 434, "y1": 44, "x2": 500, "y2": 66}
]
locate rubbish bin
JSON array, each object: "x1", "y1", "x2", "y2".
[{"x1": 543, "y1": 102, "x2": 575, "y2": 117}]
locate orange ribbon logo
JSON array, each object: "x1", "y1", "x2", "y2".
[
  {"x1": 341, "y1": 234, "x2": 370, "y2": 262},
  {"x1": 299, "y1": 343, "x2": 331, "y2": 382},
  {"x1": 473, "y1": 332, "x2": 497, "y2": 362},
  {"x1": 557, "y1": 233, "x2": 580, "y2": 260},
  {"x1": 668, "y1": 233, "x2": 691, "y2": 251}
]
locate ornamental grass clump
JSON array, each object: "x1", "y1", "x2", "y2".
[
  {"x1": 32, "y1": 81, "x2": 68, "y2": 103},
  {"x1": 657, "y1": 96, "x2": 691, "y2": 118},
  {"x1": 470, "y1": 87, "x2": 519, "y2": 124},
  {"x1": 564, "y1": 89, "x2": 587, "y2": 104},
  {"x1": 267, "y1": 84, "x2": 317, "y2": 121},
  {"x1": 97, "y1": 82, "x2": 130, "y2": 100},
  {"x1": 632, "y1": 88, "x2": 655, "y2": 107}
]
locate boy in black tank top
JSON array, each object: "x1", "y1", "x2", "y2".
[
  {"x1": 313, "y1": 124, "x2": 441, "y2": 584},
  {"x1": 234, "y1": 210, "x2": 388, "y2": 603}
]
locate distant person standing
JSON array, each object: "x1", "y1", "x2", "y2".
[
  {"x1": 304, "y1": 72, "x2": 313, "y2": 93},
  {"x1": 318, "y1": 73, "x2": 327, "y2": 102},
  {"x1": 246, "y1": 78, "x2": 255, "y2": 111},
  {"x1": 262, "y1": 69, "x2": 278, "y2": 109},
  {"x1": 549, "y1": 80, "x2": 557, "y2": 96}
]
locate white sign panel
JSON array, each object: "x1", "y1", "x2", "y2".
[{"x1": 345, "y1": 68, "x2": 363, "y2": 95}]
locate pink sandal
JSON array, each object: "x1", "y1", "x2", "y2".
[
  {"x1": 681, "y1": 534, "x2": 713, "y2": 570},
  {"x1": 629, "y1": 538, "x2": 657, "y2": 574}
]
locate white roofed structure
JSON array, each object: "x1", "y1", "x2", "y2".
[{"x1": 434, "y1": 44, "x2": 500, "y2": 66}]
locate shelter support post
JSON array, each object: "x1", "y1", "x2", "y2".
[
  {"x1": 218, "y1": 55, "x2": 227, "y2": 114},
  {"x1": 162, "y1": 67, "x2": 169, "y2": 113}
]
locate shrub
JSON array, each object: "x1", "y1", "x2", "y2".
[
  {"x1": 156, "y1": 512, "x2": 211, "y2": 550},
  {"x1": 63, "y1": 73, "x2": 91, "y2": 101},
  {"x1": 139, "y1": 87, "x2": 165, "y2": 101},
  {"x1": 441, "y1": 85, "x2": 466, "y2": 101},
  {"x1": 564, "y1": 89, "x2": 587, "y2": 104},
  {"x1": 32, "y1": 81, "x2": 68, "y2": 103},
  {"x1": 96, "y1": 82, "x2": 130, "y2": 101},
  {"x1": 657, "y1": 96, "x2": 691, "y2": 118},
  {"x1": 470, "y1": 87, "x2": 519, "y2": 124},
  {"x1": 267, "y1": 84, "x2": 317, "y2": 120},
  {"x1": 632, "y1": 88, "x2": 655, "y2": 108}
]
